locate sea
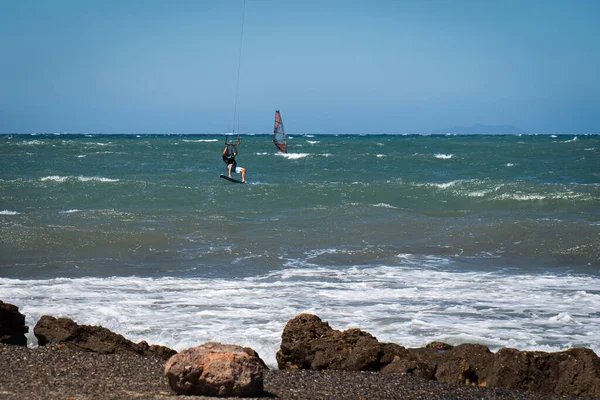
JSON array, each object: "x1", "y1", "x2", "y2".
[{"x1": 1, "y1": 133, "x2": 599, "y2": 368}]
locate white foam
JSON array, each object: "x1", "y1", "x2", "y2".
[
  {"x1": 41, "y1": 175, "x2": 69, "y2": 182},
  {"x1": 429, "y1": 181, "x2": 458, "y2": 189},
  {"x1": 548, "y1": 313, "x2": 576, "y2": 324},
  {"x1": 376, "y1": 154, "x2": 385, "y2": 158},
  {"x1": 373, "y1": 203, "x2": 398, "y2": 209},
  {"x1": 182, "y1": 139, "x2": 219, "y2": 143},
  {"x1": 277, "y1": 153, "x2": 309, "y2": 160},
  {"x1": 78, "y1": 176, "x2": 119, "y2": 183},
  {"x1": 434, "y1": 154, "x2": 453, "y2": 159},
  {"x1": 306, "y1": 141, "x2": 320, "y2": 144},
  {"x1": 2, "y1": 266, "x2": 600, "y2": 369},
  {"x1": 59, "y1": 209, "x2": 81, "y2": 214},
  {"x1": 41, "y1": 176, "x2": 119, "y2": 183},
  {"x1": 20, "y1": 140, "x2": 44, "y2": 146},
  {"x1": 0, "y1": 210, "x2": 20, "y2": 215}
]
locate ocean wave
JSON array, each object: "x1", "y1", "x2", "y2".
[
  {"x1": 434, "y1": 153, "x2": 453, "y2": 159},
  {"x1": 2, "y1": 267, "x2": 599, "y2": 368},
  {"x1": 182, "y1": 139, "x2": 219, "y2": 143},
  {"x1": 373, "y1": 203, "x2": 398, "y2": 209},
  {"x1": 277, "y1": 153, "x2": 309, "y2": 159},
  {"x1": 0, "y1": 210, "x2": 20, "y2": 215},
  {"x1": 19, "y1": 140, "x2": 44, "y2": 146},
  {"x1": 418, "y1": 180, "x2": 460, "y2": 189},
  {"x1": 41, "y1": 175, "x2": 119, "y2": 183},
  {"x1": 492, "y1": 192, "x2": 587, "y2": 202}
]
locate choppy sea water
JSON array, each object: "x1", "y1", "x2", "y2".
[{"x1": 1, "y1": 133, "x2": 599, "y2": 367}]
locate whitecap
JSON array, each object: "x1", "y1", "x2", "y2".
[
  {"x1": 548, "y1": 313, "x2": 576, "y2": 324},
  {"x1": 0, "y1": 210, "x2": 20, "y2": 215},
  {"x1": 431, "y1": 181, "x2": 458, "y2": 189},
  {"x1": 41, "y1": 175, "x2": 69, "y2": 182},
  {"x1": 373, "y1": 203, "x2": 398, "y2": 209},
  {"x1": 41, "y1": 175, "x2": 119, "y2": 183},
  {"x1": 434, "y1": 154, "x2": 453, "y2": 159},
  {"x1": 277, "y1": 153, "x2": 309, "y2": 160}
]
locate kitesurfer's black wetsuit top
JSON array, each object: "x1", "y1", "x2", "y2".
[{"x1": 223, "y1": 153, "x2": 237, "y2": 170}]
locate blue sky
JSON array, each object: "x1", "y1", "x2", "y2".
[{"x1": 1, "y1": 0, "x2": 599, "y2": 134}]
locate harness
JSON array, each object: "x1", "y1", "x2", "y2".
[{"x1": 223, "y1": 145, "x2": 237, "y2": 170}]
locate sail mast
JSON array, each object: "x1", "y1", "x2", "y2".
[{"x1": 273, "y1": 110, "x2": 287, "y2": 153}]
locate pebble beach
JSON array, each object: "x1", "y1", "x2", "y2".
[{"x1": 1, "y1": 345, "x2": 592, "y2": 400}]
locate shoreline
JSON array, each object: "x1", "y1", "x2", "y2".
[{"x1": 1, "y1": 345, "x2": 589, "y2": 400}]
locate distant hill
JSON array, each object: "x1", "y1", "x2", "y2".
[{"x1": 431, "y1": 123, "x2": 525, "y2": 134}]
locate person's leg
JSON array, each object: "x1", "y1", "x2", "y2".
[
  {"x1": 228, "y1": 164, "x2": 233, "y2": 177},
  {"x1": 240, "y1": 167, "x2": 246, "y2": 182}
]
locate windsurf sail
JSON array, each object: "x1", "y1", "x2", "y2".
[{"x1": 273, "y1": 110, "x2": 287, "y2": 153}]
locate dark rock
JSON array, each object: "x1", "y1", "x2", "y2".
[
  {"x1": 278, "y1": 313, "x2": 600, "y2": 398},
  {"x1": 426, "y1": 341, "x2": 454, "y2": 351},
  {"x1": 164, "y1": 342, "x2": 267, "y2": 397},
  {"x1": 276, "y1": 313, "x2": 405, "y2": 371},
  {"x1": 33, "y1": 315, "x2": 175, "y2": 360},
  {"x1": 380, "y1": 347, "x2": 439, "y2": 380},
  {"x1": 0, "y1": 300, "x2": 28, "y2": 346},
  {"x1": 435, "y1": 344, "x2": 495, "y2": 386},
  {"x1": 486, "y1": 347, "x2": 600, "y2": 397}
]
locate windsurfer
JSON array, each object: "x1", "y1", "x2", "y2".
[{"x1": 222, "y1": 145, "x2": 247, "y2": 183}]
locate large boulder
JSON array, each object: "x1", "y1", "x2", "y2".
[
  {"x1": 164, "y1": 342, "x2": 267, "y2": 397},
  {"x1": 0, "y1": 301, "x2": 29, "y2": 346},
  {"x1": 434, "y1": 343, "x2": 495, "y2": 386},
  {"x1": 33, "y1": 315, "x2": 175, "y2": 360},
  {"x1": 276, "y1": 313, "x2": 405, "y2": 371},
  {"x1": 486, "y1": 347, "x2": 600, "y2": 397},
  {"x1": 279, "y1": 314, "x2": 600, "y2": 397}
]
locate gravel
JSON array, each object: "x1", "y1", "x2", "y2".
[{"x1": 0, "y1": 345, "x2": 593, "y2": 400}]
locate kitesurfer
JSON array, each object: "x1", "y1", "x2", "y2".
[{"x1": 222, "y1": 144, "x2": 247, "y2": 183}]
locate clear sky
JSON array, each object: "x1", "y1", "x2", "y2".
[{"x1": 1, "y1": 0, "x2": 599, "y2": 134}]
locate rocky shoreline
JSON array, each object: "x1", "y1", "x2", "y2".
[
  {"x1": 2, "y1": 300, "x2": 600, "y2": 399},
  {"x1": 0, "y1": 345, "x2": 589, "y2": 400}
]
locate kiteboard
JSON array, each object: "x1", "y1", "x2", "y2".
[{"x1": 220, "y1": 174, "x2": 246, "y2": 184}]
